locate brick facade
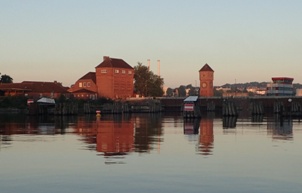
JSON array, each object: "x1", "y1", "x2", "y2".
[
  {"x1": 199, "y1": 63, "x2": 214, "y2": 97},
  {"x1": 95, "y1": 56, "x2": 134, "y2": 99},
  {"x1": 68, "y1": 72, "x2": 98, "y2": 99},
  {"x1": 69, "y1": 56, "x2": 134, "y2": 99}
]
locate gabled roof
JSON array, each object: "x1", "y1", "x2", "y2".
[
  {"x1": 95, "y1": 56, "x2": 133, "y2": 69},
  {"x1": 78, "y1": 72, "x2": 96, "y2": 83},
  {"x1": 0, "y1": 81, "x2": 69, "y2": 93},
  {"x1": 199, "y1": 63, "x2": 214, "y2": 72}
]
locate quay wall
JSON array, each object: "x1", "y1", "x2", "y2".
[
  {"x1": 9, "y1": 96, "x2": 302, "y2": 116},
  {"x1": 159, "y1": 96, "x2": 302, "y2": 116}
]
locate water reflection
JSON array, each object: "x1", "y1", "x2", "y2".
[
  {"x1": 0, "y1": 114, "x2": 73, "y2": 136},
  {"x1": 72, "y1": 115, "x2": 133, "y2": 164},
  {"x1": 133, "y1": 114, "x2": 163, "y2": 153},
  {"x1": 1, "y1": 114, "x2": 301, "y2": 193},
  {"x1": 0, "y1": 113, "x2": 297, "y2": 156},
  {"x1": 72, "y1": 114, "x2": 164, "y2": 163},
  {"x1": 198, "y1": 117, "x2": 214, "y2": 156},
  {"x1": 183, "y1": 119, "x2": 199, "y2": 135},
  {"x1": 251, "y1": 114, "x2": 264, "y2": 123},
  {"x1": 97, "y1": 116, "x2": 134, "y2": 162},
  {"x1": 223, "y1": 116, "x2": 237, "y2": 129},
  {"x1": 183, "y1": 117, "x2": 214, "y2": 156},
  {"x1": 267, "y1": 116, "x2": 293, "y2": 140}
]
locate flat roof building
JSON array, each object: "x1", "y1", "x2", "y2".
[{"x1": 266, "y1": 77, "x2": 294, "y2": 96}]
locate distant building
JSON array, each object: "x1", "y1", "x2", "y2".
[
  {"x1": 69, "y1": 56, "x2": 134, "y2": 99},
  {"x1": 222, "y1": 92, "x2": 249, "y2": 97},
  {"x1": 0, "y1": 81, "x2": 69, "y2": 99},
  {"x1": 68, "y1": 72, "x2": 97, "y2": 99},
  {"x1": 216, "y1": 87, "x2": 231, "y2": 92},
  {"x1": 296, "y1": 89, "x2": 302, "y2": 96},
  {"x1": 199, "y1": 63, "x2": 214, "y2": 97},
  {"x1": 266, "y1": 77, "x2": 294, "y2": 96}
]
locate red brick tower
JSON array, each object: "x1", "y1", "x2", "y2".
[{"x1": 199, "y1": 63, "x2": 214, "y2": 97}]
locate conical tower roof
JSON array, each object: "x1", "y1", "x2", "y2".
[{"x1": 199, "y1": 63, "x2": 214, "y2": 72}]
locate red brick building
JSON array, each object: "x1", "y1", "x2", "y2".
[
  {"x1": 95, "y1": 56, "x2": 134, "y2": 99},
  {"x1": 0, "y1": 81, "x2": 69, "y2": 99},
  {"x1": 199, "y1": 63, "x2": 214, "y2": 97},
  {"x1": 69, "y1": 56, "x2": 134, "y2": 99},
  {"x1": 68, "y1": 72, "x2": 98, "y2": 99}
]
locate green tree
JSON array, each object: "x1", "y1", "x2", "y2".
[
  {"x1": 0, "y1": 74, "x2": 13, "y2": 83},
  {"x1": 214, "y1": 89, "x2": 223, "y2": 97},
  {"x1": 166, "y1": 88, "x2": 173, "y2": 97},
  {"x1": 148, "y1": 73, "x2": 164, "y2": 97},
  {"x1": 178, "y1": 85, "x2": 186, "y2": 97},
  {"x1": 134, "y1": 62, "x2": 164, "y2": 97}
]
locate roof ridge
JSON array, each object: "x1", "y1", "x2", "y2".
[{"x1": 199, "y1": 63, "x2": 214, "y2": 72}]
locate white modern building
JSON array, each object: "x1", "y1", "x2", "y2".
[{"x1": 266, "y1": 77, "x2": 294, "y2": 96}]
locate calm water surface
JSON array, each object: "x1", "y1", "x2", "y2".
[{"x1": 0, "y1": 113, "x2": 301, "y2": 193}]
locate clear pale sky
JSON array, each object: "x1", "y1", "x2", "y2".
[{"x1": 1, "y1": 0, "x2": 301, "y2": 88}]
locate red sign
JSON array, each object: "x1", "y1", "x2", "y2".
[
  {"x1": 27, "y1": 99, "x2": 34, "y2": 105},
  {"x1": 184, "y1": 103, "x2": 194, "y2": 111}
]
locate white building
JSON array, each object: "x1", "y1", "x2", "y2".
[{"x1": 266, "y1": 77, "x2": 294, "y2": 96}]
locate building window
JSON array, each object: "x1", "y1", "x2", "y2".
[
  {"x1": 87, "y1": 82, "x2": 91, "y2": 87},
  {"x1": 79, "y1": 82, "x2": 83, "y2": 87},
  {"x1": 115, "y1": 69, "x2": 119, "y2": 73},
  {"x1": 122, "y1": 70, "x2": 126, "y2": 74},
  {"x1": 101, "y1": 69, "x2": 107, "y2": 73},
  {"x1": 83, "y1": 82, "x2": 86, "y2": 87},
  {"x1": 128, "y1": 71, "x2": 132, "y2": 74}
]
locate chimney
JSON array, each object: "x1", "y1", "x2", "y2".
[
  {"x1": 157, "y1": 60, "x2": 160, "y2": 77},
  {"x1": 103, "y1": 56, "x2": 110, "y2": 61},
  {"x1": 147, "y1": 59, "x2": 150, "y2": 71}
]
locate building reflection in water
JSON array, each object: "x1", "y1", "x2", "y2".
[
  {"x1": 74, "y1": 115, "x2": 133, "y2": 164},
  {"x1": 97, "y1": 115, "x2": 134, "y2": 164},
  {"x1": 0, "y1": 115, "x2": 71, "y2": 144},
  {"x1": 267, "y1": 116, "x2": 293, "y2": 140},
  {"x1": 0, "y1": 114, "x2": 78, "y2": 151},
  {"x1": 183, "y1": 119, "x2": 199, "y2": 135},
  {"x1": 199, "y1": 117, "x2": 214, "y2": 156},
  {"x1": 74, "y1": 114, "x2": 163, "y2": 163},
  {"x1": 251, "y1": 115, "x2": 264, "y2": 123},
  {"x1": 2, "y1": 112, "x2": 296, "y2": 161},
  {"x1": 223, "y1": 116, "x2": 237, "y2": 129},
  {"x1": 183, "y1": 116, "x2": 214, "y2": 156}
]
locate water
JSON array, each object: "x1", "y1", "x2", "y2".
[{"x1": 0, "y1": 113, "x2": 301, "y2": 193}]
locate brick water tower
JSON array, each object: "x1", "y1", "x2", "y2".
[{"x1": 199, "y1": 63, "x2": 214, "y2": 97}]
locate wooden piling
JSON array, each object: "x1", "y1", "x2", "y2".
[{"x1": 222, "y1": 101, "x2": 238, "y2": 116}]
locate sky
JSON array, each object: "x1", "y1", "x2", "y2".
[{"x1": 1, "y1": 0, "x2": 302, "y2": 88}]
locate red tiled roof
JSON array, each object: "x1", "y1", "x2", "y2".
[
  {"x1": 0, "y1": 83, "x2": 31, "y2": 91},
  {"x1": 199, "y1": 63, "x2": 214, "y2": 72},
  {"x1": 272, "y1": 77, "x2": 294, "y2": 81},
  {"x1": 0, "y1": 81, "x2": 69, "y2": 93},
  {"x1": 79, "y1": 72, "x2": 96, "y2": 83},
  {"x1": 95, "y1": 56, "x2": 133, "y2": 69}
]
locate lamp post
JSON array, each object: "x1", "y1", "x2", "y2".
[{"x1": 288, "y1": 98, "x2": 292, "y2": 118}]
